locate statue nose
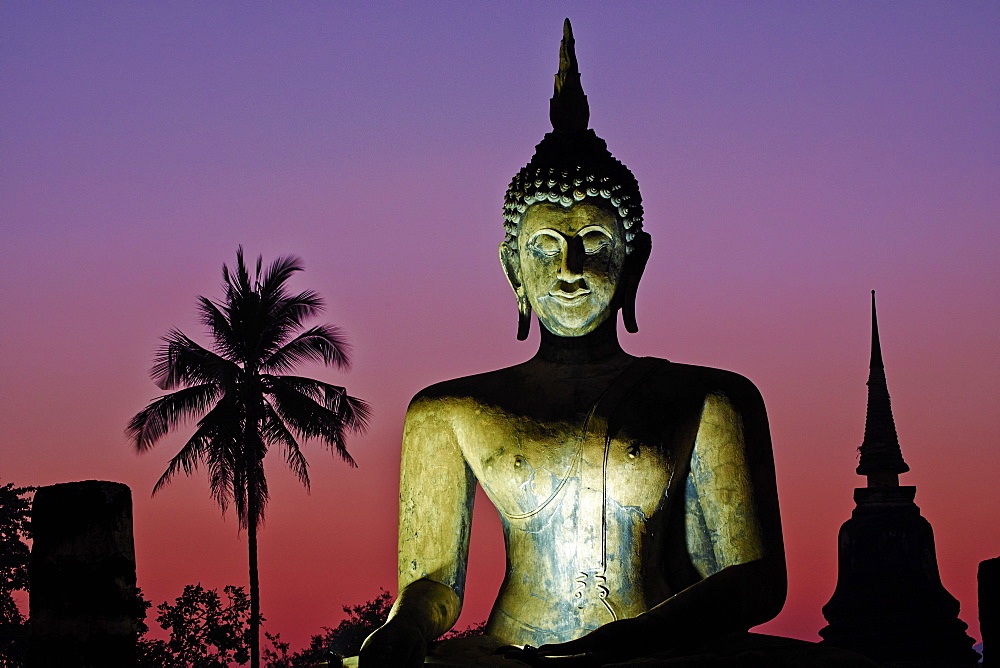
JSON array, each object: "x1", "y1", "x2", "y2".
[
  {"x1": 556, "y1": 277, "x2": 588, "y2": 294},
  {"x1": 559, "y1": 236, "x2": 585, "y2": 277}
]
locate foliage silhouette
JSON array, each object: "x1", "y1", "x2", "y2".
[
  {"x1": 137, "y1": 583, "x2": 252, "y2": 667},
  {"x1": 0, "y1": 482, "x2": 32, "y2": 666},
  {"x1": 260, "y1": 631, "x2": 294, "y2": 667},
  {"x1": 438, "y1": 619, "x2": 489, "y2": 641},
  {"x1": 309, "y1": 588, "x2": 393, "y2": 660},
  {"x1": 262, "y1": 589, "x2": 486, "y2": 665},
  {"x1": 135, "y1": 584, "x2": 486, "y2": 666},
  {"x1": 127, "y1": 248, "x2": 370, "y2": 667}
]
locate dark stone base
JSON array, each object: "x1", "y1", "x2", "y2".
[
  {"x1": 340, "y1": 632, "x2": 877, "y2": 666},
  {"x1": 608, "y1": 632, "x2": 876, "y2": 667},
  {"x1": 821, "y1": 487, "x2": 978, "y2": 667}
]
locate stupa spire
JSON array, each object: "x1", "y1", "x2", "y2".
[
  {"x1": 549, "y1": 18, "x2": 589, "y2": 132},
  {"x1": 856, "y1": 290, "x2": 909, "y2": 484},
  {"x1": 822, "y1": 292, "x2": 977, "y2": 664}
]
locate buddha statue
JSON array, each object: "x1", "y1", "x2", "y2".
[{"x1": 358, "y1": 20, "x2": 847, "y2": 668}]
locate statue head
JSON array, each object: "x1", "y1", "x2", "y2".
[{"x1": 500, "y1": 19, "x2": 651, "y2": 340}]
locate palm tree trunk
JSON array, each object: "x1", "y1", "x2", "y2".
[{"x1": 249, "y1": 493, "x2": 260, "y2": 668}]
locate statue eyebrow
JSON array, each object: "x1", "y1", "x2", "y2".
[
  {"x1": 527, "y1": 229, "x2": 566, "y2": 241},
  {"x1": 577, "y1": 224, "x2": 613, "y2": 236},
  {"x1": 529, "y1": 224, "x2": 613, "y2": 239}
]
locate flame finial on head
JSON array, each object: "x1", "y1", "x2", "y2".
[
  {"x1": 504, "y1": 19, "x2": 643, "y2": 251},
  {"x1": 550, "y1": 18, "x2": 589, "y2": 132},
  {"x1": 501, "y1": 19, "x2": 650, "y2": 340}
]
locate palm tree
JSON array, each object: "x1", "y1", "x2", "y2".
[{"x1": 126, "y1": 248, "x2": 370, "y2": 668}]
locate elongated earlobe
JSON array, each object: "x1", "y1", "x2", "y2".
[
  {"x1": 516, "y1": 296, "x2": 531, "y2": 340},
  {"x1": 501, "y1": 242, "x2": 532, "y2": 341},
  {"x1": 622, "y1": 292, "x2": 639, "y2": 333},
  {"x1": 622, "y1": 231, "x2": 651, "y2": 334}
]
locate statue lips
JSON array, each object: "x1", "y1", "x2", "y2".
[{"x1": 547, "y1": 288, "x2": 592, "y2": 305}]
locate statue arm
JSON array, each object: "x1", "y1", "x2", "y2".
[
  {"x1": 677, "y1": 388, "x2": 785, "y2": 606},
  {"x1": 635, "y1": 389, "x2": 786, "y2": 642},
  {"x1": 359, "y1": 395, "x2": 476, "y2": 665}
]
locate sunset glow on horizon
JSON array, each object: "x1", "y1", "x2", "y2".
[{"x1": 2, "y1": 1, "x2": 997, "y2": 655}]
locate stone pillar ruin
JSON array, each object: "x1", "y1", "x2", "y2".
[
  {"x1": 28, "y1": 480, "x2": 137, "y2": 667},
  {"x1": 982, "y1": 557, "x2": 999, "y2": 667}
]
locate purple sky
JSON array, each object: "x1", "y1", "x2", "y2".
[{"x1": 2, "y1": 1, "x2": 998, "y2": 653}]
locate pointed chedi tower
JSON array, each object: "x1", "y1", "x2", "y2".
[
  {"x1": 820, "y1": 292, "x2": 979, "y2": 666},
  {"x1": 855, "y1": 289, "x2": 909, "y2": 486}
]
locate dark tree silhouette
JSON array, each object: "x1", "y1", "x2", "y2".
[
  {"x1": 267, "y1": 589, "x2": 486, "y2": 665},
  {"x1": 0, "y1": 482, "x2": 33, "y2": 666},
  {"x1": 308, "y1": 588, "x2": 394, "y2": 660},
  {"x1": 137, "y1": 584, "x2": 253, "y2": 667},
  {"x1": 127, "y1": 248, "x2": 370, "y2": 668}
]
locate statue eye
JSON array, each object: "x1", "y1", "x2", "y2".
[
  {"x1": 581, "y1": 230, "x2": 611, "y2": 254},
  {"x1": 528, "y1": 233, "x2": 562, "y2": 257}
]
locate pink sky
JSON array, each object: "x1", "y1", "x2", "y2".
[{"x1": 2, "y1": 1, "x2": 998, "y2": 654}]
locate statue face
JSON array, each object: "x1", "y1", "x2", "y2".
[{"x1": 517, "y1": 201, "x2": 626, "y2": 337}]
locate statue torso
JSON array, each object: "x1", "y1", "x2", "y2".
[{"x1": 415, "y1": 355, "x2": 723, "y2": 646}]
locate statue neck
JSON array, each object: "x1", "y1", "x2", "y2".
[{"x1": 534, "y1": 317, "x2": 627, "y2": 365}]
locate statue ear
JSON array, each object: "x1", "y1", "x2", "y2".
[
  {"x1": 621, "y1": 231, "x2": 651, "y2": 334},
  {"x1": 500, "y1": 242, "x2": 531, "y2": 340}
]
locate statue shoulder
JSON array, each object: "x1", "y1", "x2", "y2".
[
  {"x1": 658, "y1": 362, "x2": 772, "y2": 460},
  {"x1": 405, "y1": 366, "x2": 523, "y2": 419},
  {"x1": 401, "y1": 368, "x2": 525, "y2": 459},
  {"x1": 654, "y1": 361, "x2": 766, "y2": 409}
]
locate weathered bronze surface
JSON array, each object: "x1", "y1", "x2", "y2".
[{"x1": 359, "y1": 20, "x2": 786, "y2": 666}]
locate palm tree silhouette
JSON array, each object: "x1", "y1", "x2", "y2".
[{"x1": 126, "y1": 248, "x2": 370, "y2": 668}]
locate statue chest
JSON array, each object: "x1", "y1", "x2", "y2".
[
  {"x1": 463, "y1": 408, "x2": 688, "y2": 631},
  {"x1": 465, "y1": 411, "x2": 680, "y2": 527}
]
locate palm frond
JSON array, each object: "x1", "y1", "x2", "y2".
[
  {"x1": 224, "y1": 455, "x2": 244, "y2": 520},
  {"x1": 232, "y1": 247, "x2": 252, "y2": 297},
  {"x1": 338, "y1": 393, "x2": 372, "y2": 434},
  {"x1": 262, "y1": 402, "x2": 310, "y2": 490},
  {"x1": 260, "y1": 255, "x2": 303, "y2": 302},
  {"x1": 126, "y1": 383, "x2": 222, "y2": 451},
  {"x1": 206, "y1": 434, "x2": 240, "y2": 515},
  {"x1": 227, "y1": 449, "x2": 268, "y2": 531},
  {"x1": 265, "y1": 375, "x2": 331, "y2": 402},
  {"x1": 270, "y1": 376, "x2": 371, "y2": 433},
  {"x1": 151, "y1": 399, "x2": 240, "y2": 495},
  {"x1": 265, "y1": 378, "x2": 358, "y2": 467},
  {"x1": 257, "y1": 289, "x2": 324, "y2": 362},
  {"x1": 220, "y1": 250, "x2": 257, "y2": 358},
  {"x1": 150, "y1": 329, "x2": 237, "y2": 390},
  {"x1": 250, "y1": 462, "x2": 268, "y2": 530},
  {"x1": 263, "y1": 324, "x2": 352, "y2": 372},
  {"x1": 151, "y1": 425, "x2": 212, "y2": 495},
  {"x1": 271, "y1": 290, "x2": 324, "y2": 326},
  {"x1": 197, "y1": 297, "x2": 241, "y2": 361}
]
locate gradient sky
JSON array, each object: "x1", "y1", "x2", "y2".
[{"x1": 2, "y1": 1, "x2": 998, "y2": 654}]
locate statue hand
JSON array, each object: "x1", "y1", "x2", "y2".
[
  {"x1": 358, "y1": 617, "x2": 427, "y2": 667},
  {"x1": 515, "y1": 616, "x2": 662, "y2": 666}
]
